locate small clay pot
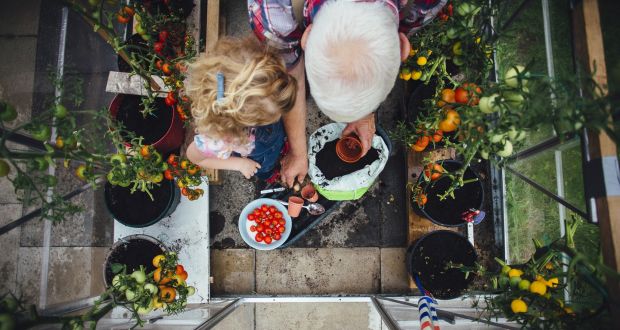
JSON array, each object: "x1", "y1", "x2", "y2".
[
  {"x1": 336, "y1": 135, "x2": 363, "y2": 163},
  {"x1": 287, "y1": 196, "x2": 304, "y2": 218},
  {"x1": 301, "y1": 184, "x2": 319, "y2": 203}
]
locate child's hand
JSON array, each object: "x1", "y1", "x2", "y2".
[{"x1": 235, "y1": 158, "x2": 261, "y2": 179}]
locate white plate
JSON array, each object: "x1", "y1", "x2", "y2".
[{"x1": 238, "y1": 198, "x2": 292, "y2": 250}]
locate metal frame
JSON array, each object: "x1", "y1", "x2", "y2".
[{"x1": 194, "y1": 298, "x2": 242, "y2": 330}]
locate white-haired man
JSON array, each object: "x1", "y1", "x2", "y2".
[{"x1": 248, "y1": 0, "x2": 446, "y2": 187}]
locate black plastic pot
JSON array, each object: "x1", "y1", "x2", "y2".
[
  {"x1": 104, "y1": 179, "x2": 180, "y2": 228},
  {"x1": 413, "y1": 160, "x2": 484, "y2": 227},
  {"x1": 103, "y1": 234, "x2": 166, "y2": 287},
  {"x1": 406, "y1": 230, "x2": 477, "y2": 299}
]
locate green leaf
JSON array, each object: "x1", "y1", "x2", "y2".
[{"x1": 111, "y1": 263, "x2": 125, "y2": 274}]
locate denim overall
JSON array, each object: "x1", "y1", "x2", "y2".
[{"x1": 245, "y1": 120, "x2": 286, "y2": 180}]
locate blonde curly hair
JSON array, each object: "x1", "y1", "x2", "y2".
[{"x1": 186, "y1": 37, "x2": 297, "y2": 145}]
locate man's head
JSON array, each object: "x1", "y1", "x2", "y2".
[{"x1": 303, "y1": 0, "x2": 407, "y2": 122}]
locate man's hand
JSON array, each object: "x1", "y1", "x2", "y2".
[
  {"x1": 341, "y1": 113, "x2": 376, "y2": 156},
  {"x1": 280, "y1": 153, "x2": 308, "y2": 188}
]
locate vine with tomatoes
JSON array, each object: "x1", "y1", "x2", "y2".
[
  {"x1": 164, "y1": 154, "x2": 205, "y2": 201},
  {"x1": 62, "y1": 0, "x2": 196, "y2": 121},
  {"x1": 394, "y1": 0, "x2": 619, "y2": 202},
  {"x1": 0, "y1": 251, "x2": 195, "y2": 329}
]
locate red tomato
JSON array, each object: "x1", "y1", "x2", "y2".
[
  {"x1": 248, "y1": 214, "x2": 256, "y2": 221},
  {"x1": 250, "y1": 225, "x2": 256, "y2": 232},
  {"x1": 454, "y1": 87, "x2": 469, "y2": 104},
  {"x1": 154, "y1": 41, "x2": 164, "y2": 54},
  {"x1": 269, "y1": 206, "x2": 276, "y2": 213},
  {"x1": 265, "y1": 228, "x2": 273, "y2": 235},
  {"x1": 264, "y1": 219, "x2": 272, "y2": 226},
  {"x1": 278, "y1": 226, "x2": 285, "y2": 233},
  {"x1": 253, "y1": 209, "x2": 261, "y2": 216},
  {"x1": 278, "y1": 219, "x2": 285, "y2": 225},
  {"x1": 274, "y1": 233, "x2": 281, "y2": 240},
  {"x1": 264, "y1": 236, "x2": 272, "y2": 244},
  {"x1": 261, "y1": 205, "x2": 268, "y2": 212},
  {"x1": 164, "y1": 169, "x2": 173, "y2": 180},
  {"x1": 159, "y1": 30, "x2": 169, "y2": 42},
  {"x1": 255, "y1": 233, "x2": 263, "y2": 242},
  {"x1": 256, "y1": 224, "x2": 264, "y2": 232},
  {"x1": 175, "y1": 265, "x2": 185, "y2": 275},
  {"x1": 162, "y1": 63, "x2": 172, "y2": 75}
]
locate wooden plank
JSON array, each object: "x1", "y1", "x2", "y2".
[
  {"x1": 406, "y1": 147, "x2": 457, "y2": 290},
  {"x1": 572, "y1": 0, "x2": 620, "y2": 326},
  {"x1": 205, "y1": 0, "x2": 220, "y2": 51}
]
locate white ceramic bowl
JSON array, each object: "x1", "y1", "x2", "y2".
[{"x1": 238, "y1": 198, "x2": 292, "y2": 250}]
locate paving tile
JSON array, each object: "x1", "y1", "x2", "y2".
[
  {"x1": 0, "y1": 162, "x2": 23, "y2": 204},
  {"x1": 0, "y1": 204, "x2": 23, "y2": 295},
  {"x1": 0, "y1": 37, "x2": 37, "y2": 128},
  {"x1": 46, "y1": 247, "x2": 108, "y2": 305},
  {"x1": 211, "y1": 249, "x2": 255, "y2": 295},
  {"x1": 16, "y1": 247, "x2": 41, "y2": 305},
  {"x1": 256, "y1": 248, "x2": 380, "y2": 294},
  {"x1": 380, "y1": 248, "x2": 410, "y2": 294},
  {"x1": 0, "y1": 0, "x2": 42, "y2": 36},
  {"x1": 20, "y1": 188, "x2": 113, "y2": 247},
  {"x1": 255, "y1": 302, "x2": 382, "y2": 330},
  {"x1": 213, "y1": 302, "x2": 255, "y2": 330}
]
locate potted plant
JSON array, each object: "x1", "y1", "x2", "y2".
[
  {"x1": 406, "y1": 230, "x2": 478, "y2": 299},
  {"x1": 468, "y1": 216, "x2": 618, "y2": 328},
  {"x1": 411, "y1": 160, "x2": 483, "y2": 226},
  {"x1": 0, "y1": 248, "x2": 194, "y2": 329},
  {"x1": 103, "y1": 234, "x2": 165, "y2": 286}
]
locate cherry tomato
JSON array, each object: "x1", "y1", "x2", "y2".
[
  {"x1": 424, "y1": 163, "x2": 444, "y2": 181},
  {"x1": 154, "y1": 41, "x2": 164, "y2": 54},
  {"x1": 250, "y1": 225, "x2": 257, "y2": 232},
  {"x1": 279, "y1": 219, "x2": 285, "y2": 225},
  {"x1": 261, "y1": 205, "x2": 268, "y2": 212},
  {"x1": 116, "y1": 14, "x2": 130, "y2": 24},
  {"x1": 187, "y1": 166, "x2": 199, "y2": 175},
  {"x1": 274, "y1": 212, "x2": 282, "y2": 219},
  {"x1": 164, "y1": 169, "x2": 174, "y2": 180},
  {"x1": 255, "y1": 233, "x2": 263, "y2": 242},
  {"x1": 265, "y1": 228, "x2": 273, "y2": 235},
  {"x1": 175, "y1": 265, "x2": 185, "y2": 275},
  {"x1": 256, "y1": 224, "x2": 265, "y2": 232},
  {"x1": 181, "y1": 188, "x2": 189, "y2": 196},
  {"x1": 274, "y1": 233, "x2": 281, "y2": 240},
  {"x1": 264, "y1": 236, "x2": 272, "y2": 244},
  {"x1": 417, "y1": 193, "x2": 428, "y2": 206},
  {"x1": 140, "y1": 145, "x2": 151, "y2": 158},
  {"x1": 248, "y1": 214, "x2": 256, "y2": 221},
  {"x1": 159, "y1": 30, "x2": 169, "y2": 42},
  {"x1": 432, "y1": 130, "x2": 444, "y2": 143},
  {"x1": 167, "y1": 154, "x2": 177, "y2": 165},
  {"x1": 180, "y1": 160, "x2": 189, "y2": 169},
  {"x1": 278, "y1": 226, "x2": 285, "y2": 233},
  {"x1": 269, "y1": 206, "x2": 277, "y2": 213},
  {"x1": 156, "y1": 60, "x2": 163, "y2": 70},
  {"x1": 162, "y1": 63, "x2": 173, "y2": 75}
]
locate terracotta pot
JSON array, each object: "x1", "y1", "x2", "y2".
[
  {"x1": 336, "y1": 135, "x2": 363, "y2": 163},
  {"x1": 287, "y1": 196, "x2": 304, "y2": 218},
  {"x1": 301, "y1": 184, "x2": 319, "y2": 203}
]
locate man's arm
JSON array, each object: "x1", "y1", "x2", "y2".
[
  {"x1": 280, "y1": 55, "x2": 308, "y2": 187},
  {"x1": 341, "y1": 113, "x2": 376, "y2": 156}
]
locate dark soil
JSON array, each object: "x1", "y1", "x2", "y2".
[
  {"x1": 408, "y1": 231, "x2": 477, "y2": 299},
  {"x1": 115, "y1": 95, "x2": 173, "y2": 144},
  {"x1": 316, "y1": 139, "x2": 379, "y2": 180},
  {"x1": 418, "y1": 161, "x2": 483, "y2": 226},
  {"x1": 104, "y1": 237, "x2": 164, "y2": 286},
  {"x1": 134, "y1": 0, "x2": 195, "y2": 19},
  {"x1": 104, "y1": 181, "x2": 172, "y2": 226}
]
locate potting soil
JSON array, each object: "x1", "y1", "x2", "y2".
[
  {"x1": 115, "y1": 95, "x2": 173, "y2": 144},
  {"x1": 421, "y1": 163, "x2": 482, "y2": 226},
  {"x1": 105, "y1": 182, "x2": 172, "y2": 226},
  {"x1": 104, "y1": 238, "x2": 164, "y2": 285},
  {"x1": 410, "y1": 231, "x2": 477, "y2": 299},
  {"x1": 316, "y1": 139, "x2": 379, "y2": 180}
]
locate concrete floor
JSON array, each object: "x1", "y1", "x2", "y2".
[{"x1": 0, "y1": 0, "x2": 412, "y2": 312}]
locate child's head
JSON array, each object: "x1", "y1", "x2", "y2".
[{"x1": 186, "y1": 37, "x2": 297, "y2": 144}]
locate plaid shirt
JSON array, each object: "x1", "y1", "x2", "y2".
[{"x1": 248, "y1": 0, "x2": 447, "y2": 68}]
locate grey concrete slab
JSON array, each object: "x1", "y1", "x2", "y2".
[
  {"x1": 16, "y1": 247, "x2": 41, "y2": 304},
  {"x1": 211, "y1": 249, "x2": 255, "y2": 295},
  {"x1": 0, "y1": 204, "x2": 23, "y2": 295},
  {"x1": 255, "y1": 302, "x2": 382, "y2": 330},
  {"x1": 20, "y1": 187, "x2": 113, "y2": 247},
  {"x1": 256, "y1": 248, "x2": 380, "y2": 294},
  {"x1": 0, "y1": 37, "x2": 36, "y2": 128},
  {"x1": 212, "y1": 302, "x2": 255, "y2": 330},
  {"x1": 0, "y1": 162, "x2": 23, "y2": 204},
  {"x1": 46, "y1": 247, "x2": 108, "y2": 305},
  {"x1": 380, "y1": 248, "x2": 409, "y2": 294},
  {"x1": 0, "y1": 0, "x2": 42, "y2": 36}
]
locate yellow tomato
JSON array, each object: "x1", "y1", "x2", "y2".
[
  {"x1": 510, "y1": 299, "x2": 527, "y2": 314},
  {"x1": 152, "y1": 254, "x2": 165, "y2": 267},
  {"x1": 529, "y1": 281, "x2": 547, "y2": 296},
  {"x1": 412, "y1": 71, "x2": 422, "y2": 80},
  {"x1": 508, "y1": 268, "x2": 523, "y2": 278},
  {"x1": 417, "y1": 57, "x2": 428, "y2": 66}
]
